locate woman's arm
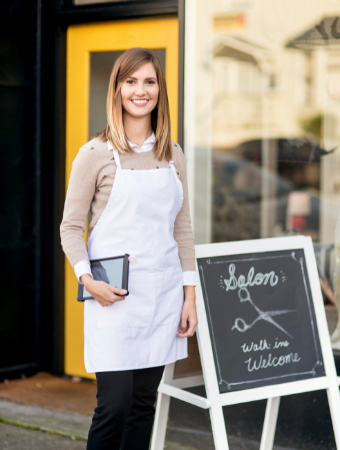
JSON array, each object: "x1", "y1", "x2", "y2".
[
  {"x1": 61, "y1": 142, "x2": 127, "y2": 307},
  {"x1": 60, "y1": 144, "x2": 98, "y2": 272},
  {"x1": 173, "y1": 145, "x2": 196, "y2": 275},
  {"x1": 177, "y1": 286, "x2": 198, "y2": 337},
  {"x1": 173, "y1": 144, "x2": 198, "y2": 337}
]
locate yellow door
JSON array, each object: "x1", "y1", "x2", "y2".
[{"x1": 65, "y1": 18, "x2": 178, "y2": 378}]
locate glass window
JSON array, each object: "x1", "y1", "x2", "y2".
[
  {"x1": 184, "y1": 1, "x2": 340, "y2": 338},
  {"x1": 185, "y1": 3, "x2": 340, "y2": 245},
  {"x1": 186, "y1": 3, "x2": 340, "y2": 247}
]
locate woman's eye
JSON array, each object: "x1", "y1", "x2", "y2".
[{"x1": 125, "y1": 79, "x2": 156, "y2": 85}]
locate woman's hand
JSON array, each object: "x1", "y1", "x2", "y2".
[
  {"x1": 81, "y1": 274, "x2": 127, "y2": 307},
  {"x1": 177, "y1": 286, "x2": 198, "y2": 338}
]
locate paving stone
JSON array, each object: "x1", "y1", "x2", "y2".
[
  {"x1": 0, "y1": 423, "x2": 86, "y2": 450},
  {"x1": 0, "y1": 400, "x2": 90, "y2": 439}
]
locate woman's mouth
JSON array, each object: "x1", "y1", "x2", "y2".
[{"x1": 131, "y1": 99, "x2": 149, "y2": 107}]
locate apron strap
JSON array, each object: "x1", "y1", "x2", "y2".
[
  {"x1": 169, "y1": 160, "x2": 177, "y2": 176},
  {"x1": 113, "y1": 149, "x2": 122, "y2": 169}
]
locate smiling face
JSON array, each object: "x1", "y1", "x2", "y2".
[
  {"x1": 120, "y1": 62, "x2": 159, "y2": 120},
  {"x1": 105, "y1": 48, "x2": 172, "y2": 160}
]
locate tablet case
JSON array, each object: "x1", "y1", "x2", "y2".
[{"x1": 77, "y1": 254, "x2": 130, "y2": 302}]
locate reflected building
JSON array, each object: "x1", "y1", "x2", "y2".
[{"x1": 186, "y1": 1, "x2": 340, "y2": 253}]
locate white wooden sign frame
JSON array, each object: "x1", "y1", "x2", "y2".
[{"x1": 151, "y1": 236, "x2": 340, "y2": 450}]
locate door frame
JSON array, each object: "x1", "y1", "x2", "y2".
[{"x1": 65, "y1": 18, "x2": 179, "y2": 378}]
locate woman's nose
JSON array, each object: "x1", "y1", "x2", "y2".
[{"x1": 135, "y1": 82, "x2": 146, "y2": 96}]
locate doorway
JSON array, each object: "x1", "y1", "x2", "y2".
[{"x1": 65, "y1": 18, "x2": 179, "y2": 378}]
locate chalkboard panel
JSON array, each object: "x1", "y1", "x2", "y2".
[{"x1": 197, "y1": 249, "x2": 325, "y2": 393}]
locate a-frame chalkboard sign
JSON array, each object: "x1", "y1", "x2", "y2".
[{"x1": 151, "y1": 236, "x2": 340, "y2": 450}]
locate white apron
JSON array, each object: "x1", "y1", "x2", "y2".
[{"x1": 83, "y1": 147, "x2": 188, "y2": 372}]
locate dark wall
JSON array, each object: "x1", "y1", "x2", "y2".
[
  {"x1": 0, "y1": 0, "x2": 61, "y2": 380},
  {"x1": 0, "y1": 0, "x2": 39, "y2": 379}
]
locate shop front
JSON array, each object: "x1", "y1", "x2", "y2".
[
  {"x1": 2, "y1": 0, "x2": 340, "y2": 447},
  {"x1": 63, "y1": 0, "x2": 340, "y2": 388},
  {"x1": 2, "y1": 0, "x2": 340, "y2": 405}
]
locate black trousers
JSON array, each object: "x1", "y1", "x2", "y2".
[{"x1": 87, "y1": 365, "x2": 165, "y2": 450}]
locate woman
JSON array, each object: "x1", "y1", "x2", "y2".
[{"x1": 60, "y1": 47, "x2": 197, "y2": 450}]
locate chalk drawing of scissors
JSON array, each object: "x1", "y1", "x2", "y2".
[{"x1": 232, "y1": 287, "x2": 295, "y2": 339}]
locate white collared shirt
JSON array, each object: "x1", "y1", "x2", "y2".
[
  {"x1": 128, "y1": 133, "x2": 156, "y2": 152},
  {"x1": 106, "y1": 133, "x2": 156, "y2": 153}
]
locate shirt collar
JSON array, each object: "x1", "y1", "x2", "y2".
[
  {"x1": 107, "y1": 133, "x2": 156, "y2": 151},
  {"x1": 128, "y1": 133, "x2": 156, "y2": 149}
]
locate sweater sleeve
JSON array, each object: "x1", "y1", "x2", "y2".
[
  {"x1": 173, "y1": 144, "x2": 196, "y2": 272},
  {"x1": 60, "y1": 145, "x2": 98, "y2": 268}
]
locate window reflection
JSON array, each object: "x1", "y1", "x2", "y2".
[
  {"x1": 191, "y1": 3, "x2": 340, "y2": 247},
  {"x1": 212, "y1": 143, "x2": 327, "y2": 243}
]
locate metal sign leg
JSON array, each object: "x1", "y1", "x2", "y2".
[
  {"x1": 326, "y1": 382, "x2": 340, "y2": 449},
  {"x1": 150, "y1": 363, "x2": 175, "y2": 450},
  {"x1": 150, "y1": 391, "x2": 171, "y2": 450},
  {"x1": 209, "y1": 403, "x2": 230, "y2": 450},
  {"x1": 260, "y1": 396, "x2": 280, "y2": 450}
]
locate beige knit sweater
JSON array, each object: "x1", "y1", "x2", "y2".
[{"x1": 60, "y1": 137, "x2": 196, "y2": 272}]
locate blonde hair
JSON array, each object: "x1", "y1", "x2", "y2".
[{"x1": 96, "y1": 48, "x2": 173, "y2": 161}]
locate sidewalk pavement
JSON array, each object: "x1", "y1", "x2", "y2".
[
  {"x1": 0, "y1": 369, "x2": 337, "y2": 449},
  {"x1": 0, "y1": 422, "x2": 86, "y2": 450},
  {"x1": 0, "y1": 399, "x2": 91, "y2": 438},
  {"x1": 0, "y1": 393, "x2": 297, "y2": 450},
  {"x1": 0, "y1": 372, "x2": 97, "y2": 416}
]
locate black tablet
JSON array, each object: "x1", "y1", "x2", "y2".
[{"x1": 77, "y1": 254, "x2": 130, "y2": 302}]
